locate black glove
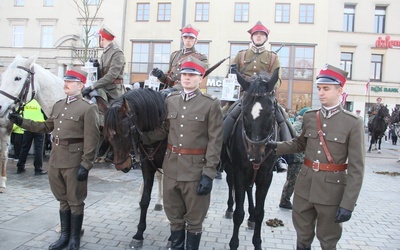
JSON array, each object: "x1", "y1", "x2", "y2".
[
  {"x1": 151, "y1": 68, "x2": 164, "y2": 78},
  {"x1": 81, "y1": 86, "x2": 93, "y2": 97},
  {"x1": 266, "y1": 141, "x2": 277, "y2": 150},
  {"x1": 77, "y1": 165, "x2": 89, "y2": 181},
  {"x1": 8, "y1": 112, "x2": 23, "y2": 126},
  {"x1": 229, "y1": 64, "x2": 238, "y2": 74},
  {"x1": 92, "y1": 59, "x2": 100, "y2": 68},
  {"x1": 334, "y1": 207, "x2": 352, "y2": 223},
  {"x1": 197, "y1": 175, "x2": 213, "y2": 195}
]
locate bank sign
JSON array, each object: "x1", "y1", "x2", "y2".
[{"x1": 371, "y1": 86, "x2": 399, "y2": 93}]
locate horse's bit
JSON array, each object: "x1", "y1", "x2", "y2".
[{"x1": 0, "y1": 65, "x2": 36, "y2": 115}]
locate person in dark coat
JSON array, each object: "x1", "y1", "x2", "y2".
[
  {"x1": 142, "y1": 57, "x2": 223, "y2": 250},
  {"x1": 267, "y1": 64, "x2": 365, "y2": 249},
  {"x1": 9, "y1": 68, "x2": 100, "y2": 250}
]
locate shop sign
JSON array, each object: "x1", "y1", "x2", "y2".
[
  {"x1": 371, "y1": 86, "x2": 399, "y2": 93},
  {"x1": 376, "y1": 36, "x2": 400, "y2": 49}
]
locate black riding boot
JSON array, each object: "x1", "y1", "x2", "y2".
[
  {"x1": 170, "y1": 230, "x2": 185, "y2": 250},
  {"x1": 186, "y1": 231, "x2": 202, "y2": 250},
  {"x1": 296, "y1": 245, "x2": 311, "y2": 250},
  {"x1": 49, "y1": 210, "x2": 71, "y2": 250},
  {"x1": 67, "y1": 213, "x2": 84, "y2": 250}
]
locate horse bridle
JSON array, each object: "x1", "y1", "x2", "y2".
[
  {"x1": 241, "y1": 91, "x2": 277, "y2": 187},
  {"x1": 0, "y1": 65, "x2": 36, "y2": 115}
]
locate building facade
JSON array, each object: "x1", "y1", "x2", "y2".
[{"x1": 0, "y1": 0, "x2": 399, "y2": 117}]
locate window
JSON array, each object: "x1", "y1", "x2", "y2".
[
  {"x1": 85, "y1": 26, "x2": 100, "y2": 48},
  {"x1": 294, "y1": 47, "x2": 314, "y2": 79},
  {"x1": 158, "y1": 3, "x2": 171, "y2": 21},
  {"x1": 370, "y1": 54, "x2": 383, "y2": 81},
  {"x1": 86, "y1": 0, "x2": 100, "y2": 5},
  {"x1": 275, "y1": 3, "x2": 290, "y2": 23},
  {"x1": 229, "y1": 43, "x2": 249, "y2": 64},
  {"x1": 195, "y1": 3, "x2": 210, "y2": 22},
  {"x1": 234, "y1": 3, "x2": 249, "y2": 22},
  {"x1": 131, "y1": 42, "x2": 171, "y2": 73},
  {"x1": 374, "y1": 6, "x2": 386, "y2": 33},
  {"x1": 195, "y1": 42, "x2": 210, "y2": 59},
  {"x1": 43, "y1": 0, "x2": 54, "y2": 6},
  {"x1": 340, "y1": 52, "x2": 353, "y2": 79},
  {"x1": 272, "y1": 45, "x2": 290, "y2": 78},
  {"x1": 14, "y1": 0, "x2": 24, "y2": 6},
  {"x1": 13, "y1": 25, "x2": 24, "y2": 47},
  {"x1": 343, "y1": 5, "x2": 355, "y2": 32},
  {"x1": 41, "y1": 26, "x2": 54, "y2": 48},
  {"x1": 137, "y1": 3, "x2": 150, "y2": 21},
  {"x1": 299, "y1": 4, "x2": 314, "y2": 24}
]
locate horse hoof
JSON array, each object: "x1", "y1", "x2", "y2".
[
  {"x1": 247, "y1": 220, "x2": 255, "y2": 230},
  {"x1": 378, "y1": 151, "x2": 382, "y2": 154},
  {"x1": 367, "y1": 150, "x2": 371, "y2": 153},
  {"x1": 166, "y1": 240, "x2": 172, "y2": 249},
  {"x1": 129, "y1": 239, "x2": 143, "y2": 248},
  {"x1": 154, "y1": 204, "x2": 163, "y2": 211},
  {"x1": 225, "y1": 211, "x2": 233, "y2": 219},
  {"x1": 0, "y1": 187, "x2": 5, "y2": 193}
]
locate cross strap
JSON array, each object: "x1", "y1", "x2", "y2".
[{"x1": 316, "y1": 111, "x2": 335, "y2": 164}]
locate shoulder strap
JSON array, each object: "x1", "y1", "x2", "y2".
[
  {"x1": 269, "y1": 52, "x2": 277, "y2": 72},
  {"x1": 316, "y1": 111, "x2": 335, "y2": 164}
]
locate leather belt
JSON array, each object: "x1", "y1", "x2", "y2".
[
  {"x1": 52, "y1": 137, "x2": 84, "y2": 146},
  {"x1": 113, "y1": 79, "x2": 123, "y2": 84},
  {"x1": 304, "y1": 159, "x2": 347, "y2": 172},
  {"x1": 167, "y1": 144, "x2": 206, "y2": 155}
]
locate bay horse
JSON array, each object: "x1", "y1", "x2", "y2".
[
  {"x1": 221, "y1": 67, "x2": 279, "y2": 250},
  {"x1": 0, "y1": 54, "x2": 65, "y2": 192},
  {"x1": 100, "y1": 88, "x2": 169, "y2": 248},
  {"x1": 368, "y1": 105, "x2": 390, "y2": 153}
]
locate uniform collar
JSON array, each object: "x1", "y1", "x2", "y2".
[
  {"x1": 250, "y1": 43, "x2": 266, "y2": 54},
  {"x1": 66, "y1": 94, "x2": 83, "y2": 104},
  {"x1": 182, "y1": 47, "x2": 197, "y2": 54},
  {"x1": 320, "y1": 103, "x2": 342, "y2": 119},
  {"x1": 181, "y1": 89, "x2": 200, "y2": 101},
  {"x1": 104, "y1": 42, "x2": 114, "y2": 53}
]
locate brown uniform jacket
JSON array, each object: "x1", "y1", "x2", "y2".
[
  {"x1": 231, "y1": 47, "x2": 281, "y2": 89},
  {"x1": 93, "y1": 42, "x2": 126, "y2": 101},
  {"x1": 20, "y1": 95, "x2": 100, "y2": 170},
  {"x1": 159, "y1": 47, "x2": 207, "y2": 88},
  {"x1": 143, "y1": 89, "x2": 223, "y2": 181},
  {"x1": 276, "y1": 106, "x2": 365, "y2": 211}
]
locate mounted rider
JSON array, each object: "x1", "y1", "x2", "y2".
[
  {"x1": 368, "y1": 97, "x2": 384, "y2": 124},
  {"x1": 151, "y1": 24, "x2": 208, "y2": 91}
]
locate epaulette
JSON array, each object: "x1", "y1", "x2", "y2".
[
  {"x1": 201, "y1": 92, "x2": 217, "y2": 100},
  {"x1": 166, "y1": 91, "x2": 180, "y2": 98},
  {"x1": 270, "y1": 50, "x2": 277, "y2": 55},
  {"x1": 82, "y1": 98, "x2": 94, "y2": 105},
  {"x1": 56, "y1": 99, "x2": 63, "y2": 104},
  {"x1": 343, "y1": 109, "x2": 359, "y2": 119}
]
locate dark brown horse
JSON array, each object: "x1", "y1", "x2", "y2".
[
  {"x1": 368, "y1": 105, "x2": 390, "y2": 153},
  {"x1": 99, "y1": 88, "x2": 169, "y2": 248},
  {"x1": 221, "y1": 66, "x2": 279, "y2": 250}
]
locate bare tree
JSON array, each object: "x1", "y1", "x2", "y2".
[{"x1": 72, "y1": 0, "x2": 105, "y2": 63}]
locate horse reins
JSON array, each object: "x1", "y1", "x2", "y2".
[{"x1": 0, "y1": 65, "x2": 36, "y2": 115}]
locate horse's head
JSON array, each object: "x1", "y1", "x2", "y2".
[
  {"x1": 378, "y1": 105, "x2": 391, "y2": 124},
  {"x1": 103, "y1": 89, "x2": 167, "y2": 172},
  {"x1": 235, "y1": 67, "x2": 279, "y2": 163},
  {"x1": 390, "y1": 107, "x2": 400, "y2": 124},
  {"x1": 0, "y1": 54, "x2": 38, "y2": 117}
]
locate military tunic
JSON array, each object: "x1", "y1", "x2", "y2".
[
  {"x1": 159, "y1": 47, "x2": 207, "y2": 90},
  {"x1": 231, "y1": 46, "x2": 281, "y2": 88},
  {"x1": 21, "y1": 95, "x2": 100, "y2": 214},
  {"x1": 275, "y1": 105, "x2": 365, "y2": 249},
  {"x1": 93, "y1": 42, "x2": 126, "y2": 103},
  {"x1": 143, "y1": 89, "x2": 223, "y2": 232}
]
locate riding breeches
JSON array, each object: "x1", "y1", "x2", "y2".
[{"x1": 163, "y1": 175, "x2": 210, "y2": 233}]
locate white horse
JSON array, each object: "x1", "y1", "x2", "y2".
[{"x1": 0, "y1": 54, "x2": 65, "y2": 192}]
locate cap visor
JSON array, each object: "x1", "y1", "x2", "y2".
[
  {"x1": 182, "y1": 33, "x2": 196, "y2": 38},
  {"x1": 63, "y1": 76, "x2": 81, "y2": 82}
]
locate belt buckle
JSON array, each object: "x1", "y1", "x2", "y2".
[
  {"x1": 312, "y1": 161, "x2": 320, "y2": 172},
  {"x1": 54, "y1": 138, "x2": 60, "y2": 145},
  {"x1": 171, "y1": 145, "x2": 179, "y2": 154}
]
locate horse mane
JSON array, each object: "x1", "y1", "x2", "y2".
[{"x1": 245, "y1": 72, "x2": 275, "y2": 96}]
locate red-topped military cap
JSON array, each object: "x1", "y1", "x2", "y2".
[
  {"x1": 180, "y1": 56, "x2": 207, "y2": 76},
  {"x1": 99, "y1": 26, "x2": 115, "y2": 41},
  {"x1": 377, "y1": 97, "x2": 382, "y2": 102},
  {"x1": 247, "y1": 21, "x2": 270, "y2": 36},
  {"x1": 180, "y1": 24, "x2": 199, "y2": 38},
  {"x1": 64, "y1": 67, "x2": 87, "y2": 83},
  {"x1": 315, "y1": 64, "x2": 348, "y2": 87}
]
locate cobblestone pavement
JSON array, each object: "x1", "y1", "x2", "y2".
[{"x1": 1, "y1": 136, "x2": 400, "y2": 250}]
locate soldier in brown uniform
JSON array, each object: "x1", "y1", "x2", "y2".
[
  {"x1": 267, "y1": 64, "x2": 365, "y2": 250},
  {"x1": 151, "y1": 24, "x2": 208, "y2": 91},
  {"x1": 82, "y1": 26, "x2": 126, "y2": 104},
  {"x1": 142, "y1": 57, "x2": 223, "y2": 250},
  {"x1": 9, "y1": 68, "x2": 100, "y2": 250}
]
